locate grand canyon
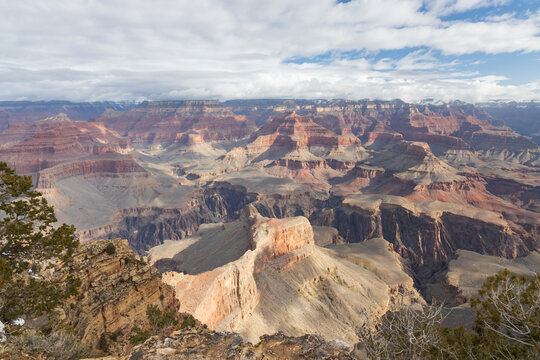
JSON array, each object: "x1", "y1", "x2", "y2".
[{"x1": 0, "y1": 99, "x2": 538, "y2": 358}]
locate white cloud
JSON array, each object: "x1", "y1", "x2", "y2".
[
  {"x1": 424, "y1": 0, "x2": 511, "y2": 16},
  {"x1": 0, "y1": 0, "x2": 538, "y2": 102}
]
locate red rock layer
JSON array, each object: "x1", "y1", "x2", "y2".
[
  {"x1": 305, "y1": 101, "x2": 536, "y2": 152},
  {"x1": 253, "y1": 112, "x2": 358, "y2": 148},
  {"x1": 36, "y1": 157, "x2": 146, "y2": 188},
  {"x1": 0, "y1": 114, "x2": 131, "y2": 174},
  {"x1": 95, "y1": 100, "x2": 256, "y2": 143}
]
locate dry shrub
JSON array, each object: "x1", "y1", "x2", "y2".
[{"x1": 6, "y1": 330, "x2": 89, "y2": 360}]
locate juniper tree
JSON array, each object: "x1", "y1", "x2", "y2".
[
  {"x1": 471, "y1": 269, "x2": 540, "y2": 359},
  {"x1": 0, "y1": 162, "x2": 79, "y2": 322},
  {"x1": 359, "y1": 270, "x2": 540, "y2": 360}
]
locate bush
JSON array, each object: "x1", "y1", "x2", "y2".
[
  {"x1": 471, "y1": 269, "x2": 540, "y2": 359},
  {"x1": 128, "y1": 305, "x2": 179, "y2": 345},
  {"x1": 109, "y1": 329, "x2": 122, "y2": 342},
  {"x1": 146, "y1": 304, "x2": 178, "y2": 334},
  {"x1": 358, "y1": 303, "x2": 447, "y2": 359},
  {"x1": 104, "y1": 242, "x2": 116, "y2": 255},
  {"x1": 358, "y1": 270, "x2": 540, "y2": 360},
  {"x1": 180, "y1": 315, "x2": 196, "y2": 329},
  {"x1": 128, "y1": 326, "x2": 151, "y2": 345},
  {"x1": 6, "y1": 331, "x2": 89, "y2": 360}
]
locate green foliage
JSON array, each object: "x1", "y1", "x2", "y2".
[
  {"x1": 180, "y1": 314, "x2": 196, "y2": 330},
  {"x1": 360, "y1": 269, "x2": 540, "y2": 360},
  {"x1": 104, "y1": 242, "x2": 116, "y2": 255},
  {"x1": 0, "y1": 162, "x2": 80, "y2": 322},
  {"x1": 439, "y1": 326, "x2": 489, "y2": 360},
  {"x1": 128, "y1": 326, "x2": 151, "y2": 345},
  {"x1": 470, "y1": 269, "x2": 540, "y2": 359},
  {"x1": 146, "y1": 304, "x2": 178, "y2": 333},
  {"x1": 128, "y1": 305, "x2": 179, "y2": 345}
]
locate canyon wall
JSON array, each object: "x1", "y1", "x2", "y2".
[{"x1": 60, "y1": 239, "x2": 178, "y2": 353}]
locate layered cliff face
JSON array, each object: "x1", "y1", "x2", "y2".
[
  {"x1": 272, "y1": 99, "x2": 540, "y2": 163},
  {"x1": 153, "y1": 206, "x2": 315, "y2": 331},
  {"x1": 0, "y1": 100, "x2": 133, "y2": 131},
  {"x1": 0, "y1": 114, "x2": 130, "y2": 155},
  {"x1": 81, "y1": 182, "x2": 258, "y2": 253},
  {"x1": 213, "y1": 112, "x2": 369, "y2": 194},
  {"x1": 311, "y1": 194, "x2": 540, "y2": 286},
  {"x1": 241, "y1": 112, "x2": 366, "y2": 162},
  {"x1": 364, "y1": 141, "x2": 464, "y2": 186},
  {"x1": 0, "y1": 114, "x2": 139, "y2": 184},
  {"x1": 59, "y1": 238, "x2": 178, "y2": 353},
  {"x1": 442, "y1": 249, "x2": 540, "y2": 300},
  {"x1": 95, "y1": 100, "x2": 256, "y2": 144},
  {"x1": 150, "y1": 206, "x2": 422, "y2": 345},
  {"x1": 479, "y1": 101, "x2": 540, "y2": 145}
]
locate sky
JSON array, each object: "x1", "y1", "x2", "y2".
[{"x1": 1, "y1": 0, "x2": 540, "y2": 103}]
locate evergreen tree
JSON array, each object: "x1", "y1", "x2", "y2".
[
  {"x1": 359, "y1": 270, "x2": 540, "y2": 359},
  {"x1": 0, "y1": 162, "x2": 80, "y2": 322},
  {"x1": 471, "y1": 269, "x2": 540, "y2": 359}
]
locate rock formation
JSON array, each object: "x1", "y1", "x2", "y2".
[
  {"x1": 59, "y1": 238, "x2": 178, "y2": 353},
  {"x1": 479, "y1": 101, "x2": 540, "y2": 145},
  {"x1": 0, "y1": 100, "x2": 132, "y2": 131},
  {"x1": 154, "y1": 206, "x2": 315, "y2": 330},
  {"x1": 311, "y1": 194, "x2": 539, "y2": 284},
  {"x1": 94, "y1": 100, "x2": 256, "y2": 144},
  {"x1": 90, "y1": 328, "x2": 357, "y2": 360},
  {"x1": 151, "y1": 206, "x2": 422, "y2": 345},
  {"x1": 241, "y1": 112, "x2": 367, "y2": 162},
  {"x1": 0, "y1": 114, "x2": 138, "y2": 183}
]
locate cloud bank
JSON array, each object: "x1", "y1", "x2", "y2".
[{"x1": 0, "y1": 0, "x2": 539, "y2": 102}]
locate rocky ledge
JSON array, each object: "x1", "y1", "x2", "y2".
[
  {"x1": 86, "y1": 328, "x2": 357, "y2": 360},
  {"x1": 60, "y1": 238, "x2": 178, "y2": 354}
]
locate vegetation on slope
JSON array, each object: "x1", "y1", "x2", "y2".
[{"x1": 359, "y1": 269, "x2": 540, "y2": 359}]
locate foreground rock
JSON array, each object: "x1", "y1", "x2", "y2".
[
  {"x1": 59, "y1": 238, "x2": 178, "y2": 353},
  {"x1": 87, "y1": 328, "x2": 358, "y2": 360}
]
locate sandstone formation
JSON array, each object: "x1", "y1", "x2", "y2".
[
  {"x1": 154, "y1": 206, "x2": 315, "y2": 331},
  {"x1": 241, "y1": 112, "x2": 366, "y2": 163},
  {"x1": 0, "y1": 114, "x2": 140, "y2": 188},
  {"x1": 311, "y1": 193, "x2": 540, "y2": 285},
  {"x1": 480, "y1": 101, "x2": 540, "y2": 145},
  {"x1": 59, "y1": 238, "x2": 178, "y2": 353},
  {"x1": 95, "y1": 100, "x2": 256, "y2": 144},
  {"x1": 363, "y1": 141, "x2": 464, "y2": 185},
  {"x1": 151, "y1": 206, "x2": 422, "y2": 345},
  {"x1": 0, "y1": 100, "x2": 132, "y2": 131}
]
